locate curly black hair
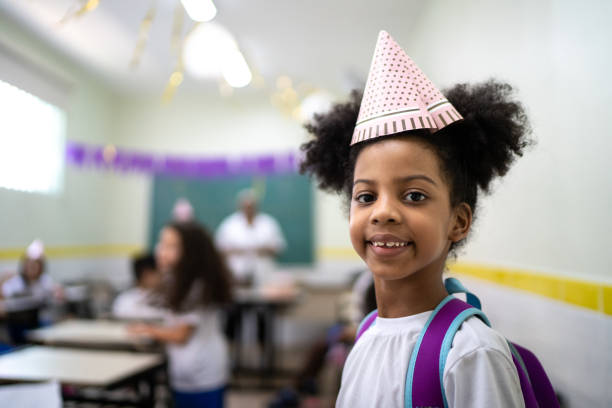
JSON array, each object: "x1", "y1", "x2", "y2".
[{"x1": 300, "y1": 80, "x2": 532, "y2": 250}]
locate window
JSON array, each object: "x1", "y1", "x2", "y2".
[{"x1": 0, "y1": 78, "x2": 66, "y2": 193}]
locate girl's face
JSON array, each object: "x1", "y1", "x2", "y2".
[
  {"x1": 156, "y1": 227, "x2": 182, "y2": 274},
  {"x1": 23, "y1": 259, "x2": 43, "y2": 282},
  {"x1": 349, "y1": 137, "x2": 470, "y2": 282}
]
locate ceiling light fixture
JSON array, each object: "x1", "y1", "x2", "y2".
[
  {"x1": 183, "y1": 22, "x2": 252, "y2": 88},
  {"x1": 180, "y1": 0, "x2": 217, "y2": 22}
]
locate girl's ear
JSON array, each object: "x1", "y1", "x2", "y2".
[{"x1": 449, "y1": 203, "x2": 472, "y2": 243}]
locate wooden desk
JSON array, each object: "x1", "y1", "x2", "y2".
[
  {"x1": 27, "y1": 319, "x2": 156, "y2": 351},
  {"x1": 0, "y1": 346, "x2": 164, "y2": 406}
]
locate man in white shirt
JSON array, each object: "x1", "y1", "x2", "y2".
[
  {"x1": 215, "y1": 189, "x2": 286, "y2": 287},
  {"x1": 215, "y1": 189, "x2": 287, "y2": 369}
]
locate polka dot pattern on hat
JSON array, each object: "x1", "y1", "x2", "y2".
[{"x1": 351, "y1": 31, "x2": 462, "y2": 145}]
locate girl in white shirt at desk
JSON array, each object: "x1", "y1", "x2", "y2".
[
  {"x1": 1, "y1": 240, "x2": 62, "y2": 344},
  {"x1": 129, "y1": 221, "x2": 233, "y2": 408},
  {"x1": 1, "y1": 240, "x2": 58, "y2": 301}
]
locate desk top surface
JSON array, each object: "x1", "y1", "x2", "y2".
[
  {"x1": 0, "y1": 346, "x2": 163, "y2": 386},
  {"x1": 27, "y1": 319, "x2": 151, "y2": 347}
]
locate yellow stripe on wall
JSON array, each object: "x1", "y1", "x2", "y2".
[
  {"x1": 0, "y1": 244, "x2": 143, "y2": 260},
  {"x1": 447, "y1": 262, "x2": 612, "y2": 316},
  {"x1": 317, "y1": 247, "x2": 612, "y2": 316}
]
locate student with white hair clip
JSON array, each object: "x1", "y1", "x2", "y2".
[
  {"x1": 1, "y1": 240, "x2": 62, "y2": 343},
  {"x1": 1, "y1": 240, "x2": 59, "y2": 300}
]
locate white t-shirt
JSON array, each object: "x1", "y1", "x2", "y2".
[
  {"x1": 215, "y1": 212, "x2": 286, "y2": 281},
  {"x1": 112, "y1": 288, "x2": 164, "y2": 320},
  {"x1": 163, "y1": 307, "x2": 229, "y2": 392},
  {"x1": 336, "y1": 310, "x2": 525, "y2": 408},
  {"x1": 1, "y1": 273, "x2": 54, "y2": 299}
]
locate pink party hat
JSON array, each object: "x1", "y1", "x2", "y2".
[{"x1": 351, "y1": 31, "x2": 462, "y2": 145}]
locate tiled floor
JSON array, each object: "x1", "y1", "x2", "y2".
[{"x1": 227, "y1": 389, "x2": 274, "y2": 408}]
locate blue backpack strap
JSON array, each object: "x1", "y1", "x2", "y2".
[
  {"x1": 507, "y1": 341, "x2": 531, "y2": 383},
  {"x1": 444, "y1": 277, "x2": 482, "y2": 310},
  {"x1": 405, "y1": 295, "x2": 490, "y2": 408},
  {"x1": 437, "y1": 303, "x2": 490, "y2": 407}
]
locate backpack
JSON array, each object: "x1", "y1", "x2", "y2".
[{"x1": 355, "y1": 277, "x2": 559, "y2": 408}]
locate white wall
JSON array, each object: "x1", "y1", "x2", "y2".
[
  {"x1": 400, "y1": 1, "x2": 612, "y2": 405},
  {"x1": 401, "y1": 0, "x2": 612, "y2": 283},
  {"x1": 110, "y1": 93, "x2": 307, "y2": 155}
]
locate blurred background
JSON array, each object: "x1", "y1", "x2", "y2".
[{"x1": 0, "y1": 0, "x2": 610, "y2": 407}]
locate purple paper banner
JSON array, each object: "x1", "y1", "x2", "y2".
[{"x1": 65, "y1": 141, "x2": 301, "y2": 178}]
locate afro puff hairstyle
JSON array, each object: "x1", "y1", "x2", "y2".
[{"x1": 300, "y1": 80, "x2": 532, "y2": 249}]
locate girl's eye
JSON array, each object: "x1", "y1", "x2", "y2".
[
  {"x1": 405, "y1": 192, "x2": 427, "y2": 202},
  {"x1": 356, "y1": 193, "x2": 375, "y2": 204}
]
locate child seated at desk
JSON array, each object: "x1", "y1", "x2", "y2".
[
  {"x1": 0, "y1": 240, "x2": 62, "y2": 344},
  {"x1": 1, "y1": 240, "x2": 59, "y2": 301},
  {"x1": 112, "y1": 253, "x2": 163, "y2": 320}
]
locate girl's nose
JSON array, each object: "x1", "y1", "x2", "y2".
[{"x1": 370, "y1": 195, "x2": 401, "y2": 225}]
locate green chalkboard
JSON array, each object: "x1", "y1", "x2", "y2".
[{"x1": 149, "y1": 173, "x2": 313, "y2": 264}]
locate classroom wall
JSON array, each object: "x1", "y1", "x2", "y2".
[
  {"x1": 400, "y1": 1, "x2": 612, "y2": 406},
  {"x1": 403, "y1": 0, "x2": 612, "y2": 284},
  {"x1": 0, "y1": 11, "x2": 144, "y2": 288}
]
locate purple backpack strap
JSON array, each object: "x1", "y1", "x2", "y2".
[
  {"x1": 510, "y1": 343, "x2": 560, "y2": 408},
  {"x1": 354, "y1": 283, "x2": 558, "y2": 408},
  {"x1": 406, "y1": 296, "x2": 476, "y2": 408},
  {"x1": 355, "y1": 309, "x2": 378, "y2": 342},
  {"x1": 408, "y1": 296, "x2": 555, "y2": 408}
]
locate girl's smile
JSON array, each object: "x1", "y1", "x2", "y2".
[{"x1": 367, "y1": 233, "x2": 413, "y2": 257}]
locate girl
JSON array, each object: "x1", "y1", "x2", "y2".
[
  {"x1": 129, "y1": 221, "x2": 233, "y2": 408},
  {"x1": 1, "y1": 240, "x2": 58, "y2": 301},
  {"x1": 300, "y1": 31, "x2": 531, "y2": 407},
  {"x1": 1, "y1": 240, "x2": 62, "y2": 344}
]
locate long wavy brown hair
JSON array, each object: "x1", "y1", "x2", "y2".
[{"x1": 160, "y1": 221, "x2": 233, "y2": 312}]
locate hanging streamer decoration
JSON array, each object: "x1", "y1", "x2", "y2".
[
  {"x1": 129, "y1": 0, "x2": 157, "y2": 69},
  {"x1": 162, "y1": 5, "x2": 190, "y2": 103},
  {"x1": 65, "y1": 141, "x2": 300, "y2": 178},
  {"x1": 57, "y1": 0, "x2": 333, "y2": 117},
  {"x1": 58, "y1": 0, "x2": 100, "y2": 26}
]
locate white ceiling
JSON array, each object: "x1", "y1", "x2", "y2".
[{"x1": 0, "y1": 0, "x2": 424, "y2": 95}]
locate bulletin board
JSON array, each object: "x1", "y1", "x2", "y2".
[{"x1": 149, "y1": 173, "x2": 314, "y2": 264}]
